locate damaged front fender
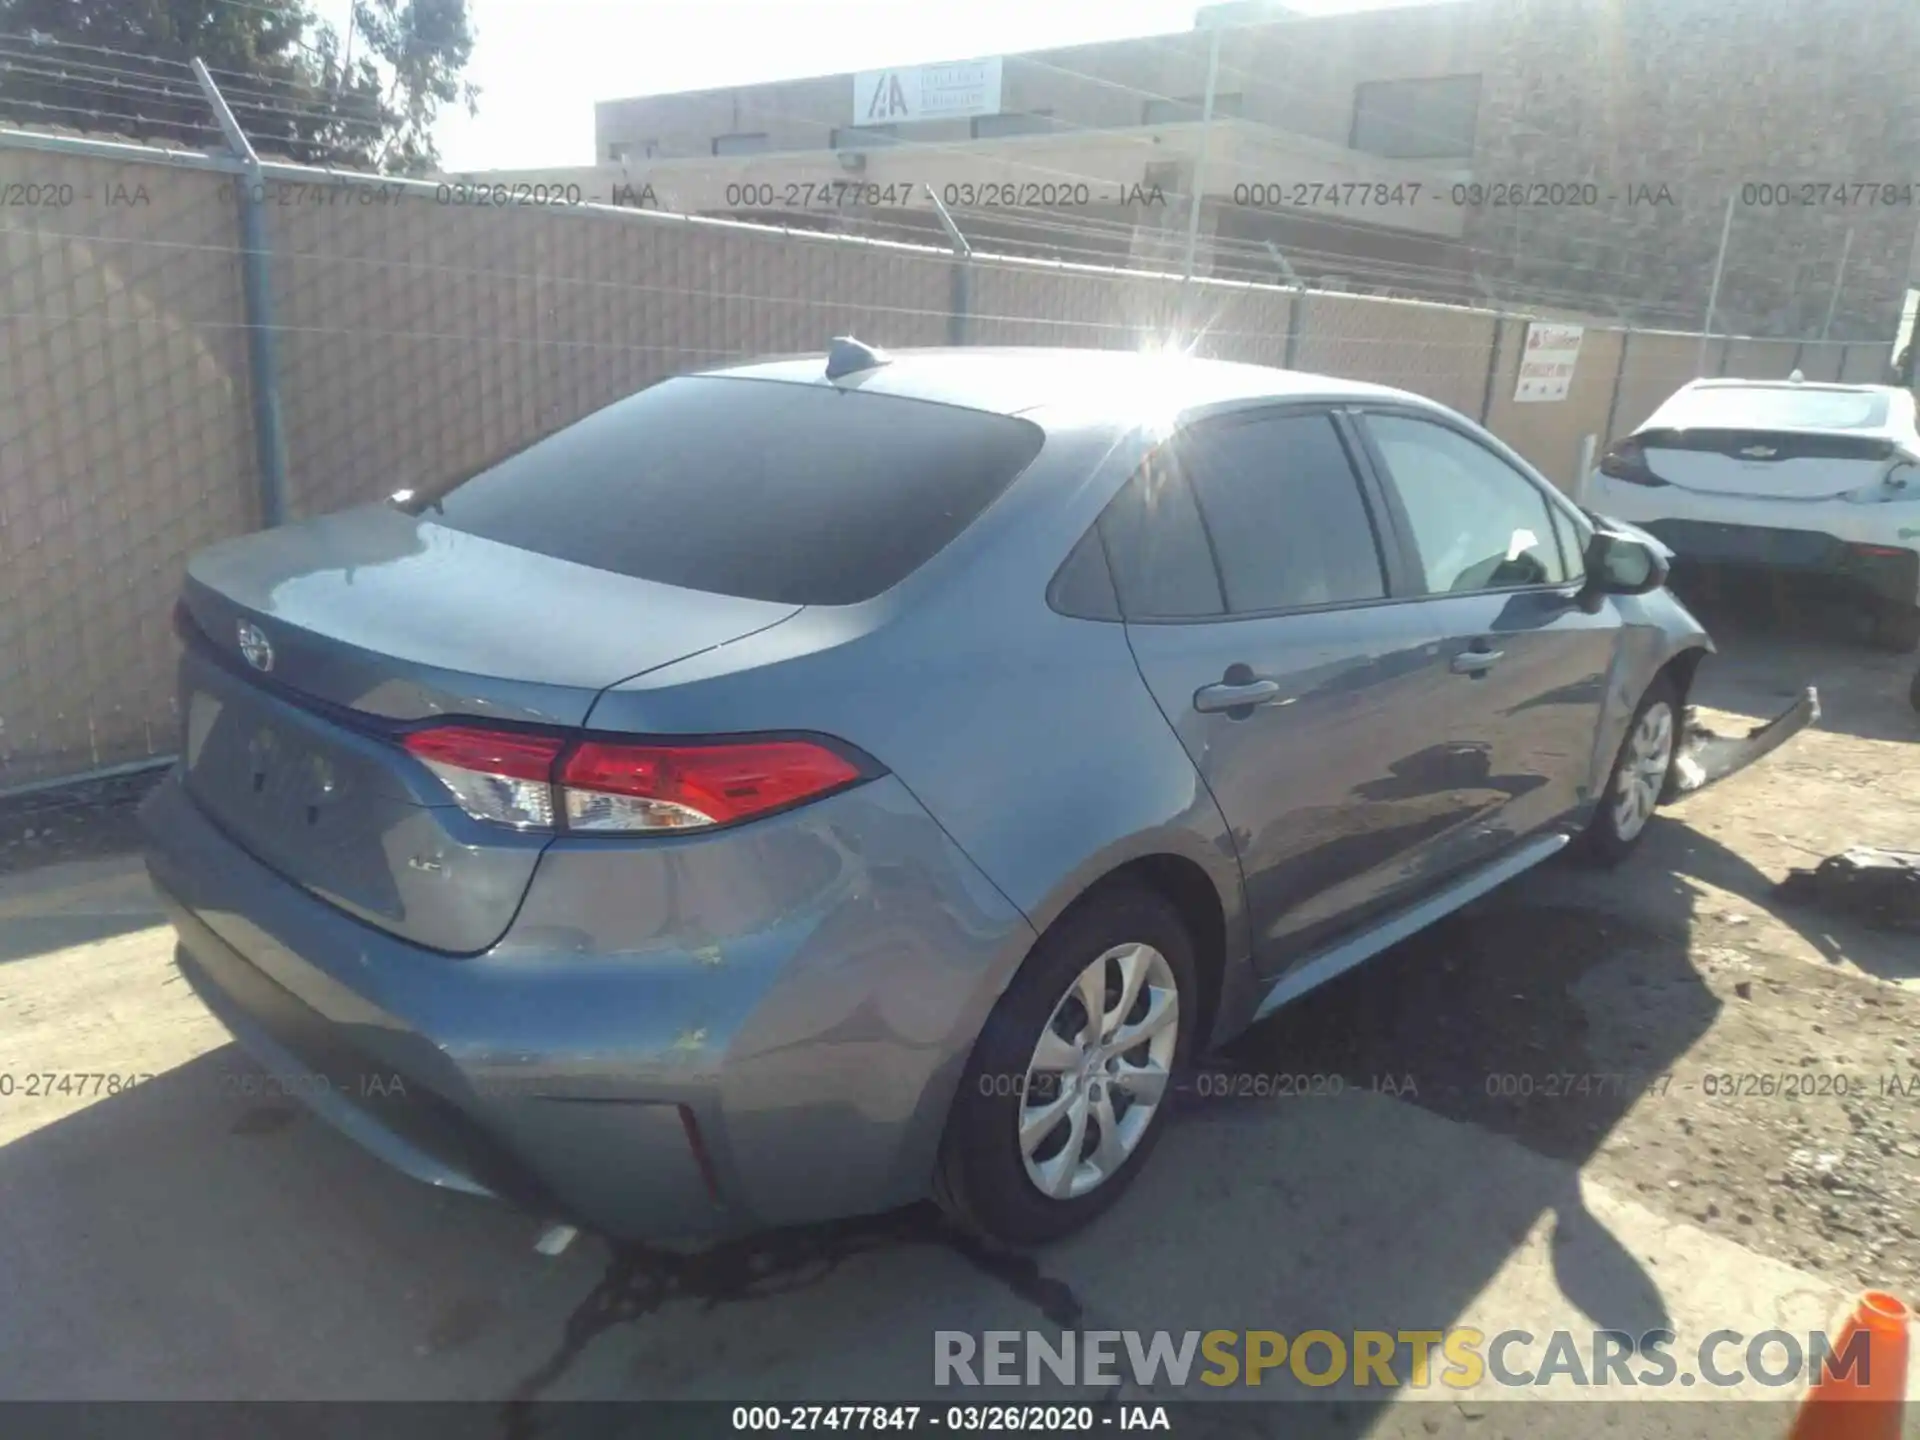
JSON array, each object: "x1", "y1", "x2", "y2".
[{"x1": 1666, "y1": 686, "x2": 1821, "y2": 798}]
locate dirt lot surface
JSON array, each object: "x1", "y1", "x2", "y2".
[
  {"x1": 1234, "y1": 589, "x2": 1920, "y2": 1307},
  {"x1": 1, "y1": 586, "x2": 1915, "y2": 1433}
]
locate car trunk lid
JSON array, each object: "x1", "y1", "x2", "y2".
[
  {"x1": 176, "y1": 504, "x2": 800, "y2": 953},
  {"x1": 1636, "y1": 428, "x2": 1899, "y2": 501}
]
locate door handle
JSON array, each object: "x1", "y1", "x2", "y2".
[
  {"x1": 1450, "y1": 648, "x2": 1505, "y2": 675},
  {"x1": 1194, "y1": 678, "x2": 1282, "y2": 713}
]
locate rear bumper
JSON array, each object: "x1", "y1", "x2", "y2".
[
  {"x1": 1638, "y1": 519, "x2": 1919, "y2": 607},
  {"x1": 141, "y1": 769, "x2": 1034, "y2": 1239},
  {"x1": 1582, "y1": 477, "x2": 1920, "y2": 608}
]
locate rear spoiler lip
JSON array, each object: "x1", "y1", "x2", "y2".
[{"x1": 1668, "y1": 686, "x2": 1820, "y2": 798}]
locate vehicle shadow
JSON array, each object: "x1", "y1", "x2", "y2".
[
  {"x1": 1219, "y1": 902, "x2": 1710, "y2": 1341},
  {"x1": 1532, "y1": 813, "x2": 1920, "y2": 985},
  {"x1": 0, "y1": 905, "x2": 1728, "y2": 1429},
  {"x1": 0, "y1": 854, "x2": 167, "y2": 966}
]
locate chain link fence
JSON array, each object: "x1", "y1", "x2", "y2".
[{"x1": 0, "y1": 128, "x2": 1900, "y2": 794}]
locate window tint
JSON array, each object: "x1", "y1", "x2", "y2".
[
  {"x1": 1365, "y1": 414, "x2": 1570, "y2": 593},
  {"x1": 1179, "y1": 413, "x2": 1386, "y2": 613},
  {"x1": 410, "y1": 377, "x2": 1044, "y2": 606},
  {"x1": 1049, "y1": 527, "x2": 1120, "y2": 621},
  {"x1": 1099, "y1": 454, "x2": 1225, "y2": 619}
]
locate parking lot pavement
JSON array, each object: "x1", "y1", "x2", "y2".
[
  {"x1": 0, "y1": 878, "x2": 1851, "y2": 1406},
  {"x1": 0, "y1": 619, "x2": 1914, "y2": 1424}
]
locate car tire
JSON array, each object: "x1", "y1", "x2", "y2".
[
  {"x1": 933, "y1": 883, "x2": 1197, "y2": 1246},
  {"x1": 1870, "y1": 603, "x2": 1920, "y2": 654},
  {"x1": 1578, "y1": 675, "x2": 1680, "y2": 868},
  {"x1": 1909, "y1": 663, "x2": 1920, "y2": 714}
]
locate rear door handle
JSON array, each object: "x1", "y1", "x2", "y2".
[
  {"x1": 1450, "y1": 648, "x2": 1505, "y2": 675},
  {"x1": 1194, "y1": 679, "x2": 1282, "y2": 713}
]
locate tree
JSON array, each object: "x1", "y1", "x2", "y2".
[{"x1": 0, "y1": 0, "x2": 477, "y2": 174}]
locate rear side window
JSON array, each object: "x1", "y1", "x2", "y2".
[
  {"x1": 1099, "y1": 452, "x2": 1225, "y2": 619},
  {"x1": 1178, "y1": 412, "x2": 1386, "y2": 613},
  {"x1": 409, "y1": 376, "x2": 1045, "y2": 605}
]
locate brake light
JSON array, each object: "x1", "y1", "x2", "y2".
[
  {"x1": 403, "y1": 726, "x2": 565, "y2": 829},
  {"x1": 561, "y1": 740, "x2": 863, "y2": 831},
  {"x1": 1597, "y1": 438, "x2": 1667, "y2": 486},
  {"x1": 401, "y1": 725, "x2": 865, "y2": 833}
]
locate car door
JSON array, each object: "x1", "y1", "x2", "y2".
[
  {"x1": 1354, "y1": 409, "x2": 1624, "y2": 863},
  {"x1": 1109, "y1": 406, "x2": 1475, "y2": 977}
]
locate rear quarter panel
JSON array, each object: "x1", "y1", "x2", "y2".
[{"x1": 583, "y1": 424, "x2": 1251, "y2": 1041}]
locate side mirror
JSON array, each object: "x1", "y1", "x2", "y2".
[{"x1": 1581, "y1": 530, "x2": 1669, "y2": 605}]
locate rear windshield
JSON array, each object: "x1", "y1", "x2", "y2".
[
  {"x1": 407, "y1": 376, "x2": 1045, "y2": 605},
  {"x1": 1648, "y1": 387, "x2": 1889, "y2": 433}
]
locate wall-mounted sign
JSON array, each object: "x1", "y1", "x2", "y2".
[
  {"x1": 853, "y1": 59, "x2": 1003, "y2": 123},
  {"x1": 1514, "y1": 322, "x2": 1584, "y2": 403}
]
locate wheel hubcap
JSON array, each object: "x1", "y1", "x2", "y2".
[
  {"x1": 1612, "y1": 701, "x2": 1674, "y2": 842},
  {"x1": 1018, "y1": 942, "x2": 1179, "y2": 1200}
]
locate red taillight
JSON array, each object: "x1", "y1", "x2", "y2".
[
  {"x1": 403, "y1": 726, "x2": 565, "y2": 829},
  {"x1": 400, "y1": 725, "x2": 864, "y2": 834},
  {"x1": 560, "y1": 739, "x2": 862, "y2": 832},
  {"x1": 1597, "y1": 438, "x2": 1667, "y2": 486},
  {"x1": 403, "y1": 726, "x2": 565, "y2": 781}
]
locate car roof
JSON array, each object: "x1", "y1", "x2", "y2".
[
  {"x1": 699, "y1": 345, "x2": 1430, "y2": 423},
  {"x1": 1687, "y1": 377, "x2": 1904, "y2": 397}
]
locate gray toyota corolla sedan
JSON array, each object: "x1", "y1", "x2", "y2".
[{"x1": 142, "y1": 342, "x2": 1815, "y2": 1246}]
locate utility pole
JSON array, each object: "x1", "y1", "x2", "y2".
[
  {"x1": 1181, "y1": 21, "x2": 1224, "y2": 284},
  {"x1": 1819, "y1": 227, "x2": 1853, "y2": 343}
]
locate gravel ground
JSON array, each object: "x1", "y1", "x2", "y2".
[{"x1": 0, "y1": 768, "x2": 164, "y2": 878}]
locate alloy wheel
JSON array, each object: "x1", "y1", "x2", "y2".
[
  {"x1": 1017, "y1": 942, "x2": 1179, "y2": 1200},
  {"x1": 1612, "y1": 700, "x2": 1674, "y2": 842}
]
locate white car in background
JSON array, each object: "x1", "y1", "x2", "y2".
[{"x1": 1585, "y1": 378, "x2": 1920, "y2": 652}]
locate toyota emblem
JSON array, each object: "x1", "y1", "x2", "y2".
[{"x1": 237, "y1": 620, "x2": 274, "y2": 672}]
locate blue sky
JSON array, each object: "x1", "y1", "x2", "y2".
[{"x1": 396, "y1": 0, "x2": 1433, "y2": 171}]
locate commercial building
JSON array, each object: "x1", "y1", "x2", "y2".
[{"x1": 463, "y1": 0, "x2": 1920, "y2": 339}]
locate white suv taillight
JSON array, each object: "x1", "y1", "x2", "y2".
[{"x1": 401, "y1": 725, "x2": 865, "y2": 833}]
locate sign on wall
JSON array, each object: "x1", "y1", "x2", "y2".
[
  {"x1": 853, "y1": 59, "x2": 1003, "y2": 123},
  {"x1": 1514, "y1": 322, "x2": 1584, "y2": 403}
]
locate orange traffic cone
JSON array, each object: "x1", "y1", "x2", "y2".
[{"x1": 1786, "y1": 1290, "x2": 1911, "y2": 1440}]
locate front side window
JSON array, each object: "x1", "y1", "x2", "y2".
[{"x1": 1364, "y1": 414, "x2": 1571, "y2": 594}]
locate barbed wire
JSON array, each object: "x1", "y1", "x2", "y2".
[
  {"x1": 576, "y1": 92, "x2": 1821, "y2": 317},
  {"x1": 0, "y1": 25, "x2": 1883, "y2": 333},
  {"x1": 0, "y1": 208, "x2": 1860, "y2": 350}
]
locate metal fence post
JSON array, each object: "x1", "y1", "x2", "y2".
[
  {"x1": 1285, "y1": 287, "x2": 1307, "y2": 369},
  {"x1": 1479, "y1": 314, "x2": 1508, "y2": 425},
  {"x1": 1696, "y1": 191, "x2": 1736, "y2": 378},
  {"x1": 1601, "y1": 328, "x2": 1631, "y2": 444},
  {"x1": 925, "y1": 185, "x2": 973, "y2": 346},
  {"x1": 193, "y1": 59, "x2": 289, "y2": 527},
  {"x1": 1259, "y1": 241, "x2": 1307, "y2": 369},
  {"x1": 1574, "y1": 434, "x2": 1598, "y2": 505}
]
